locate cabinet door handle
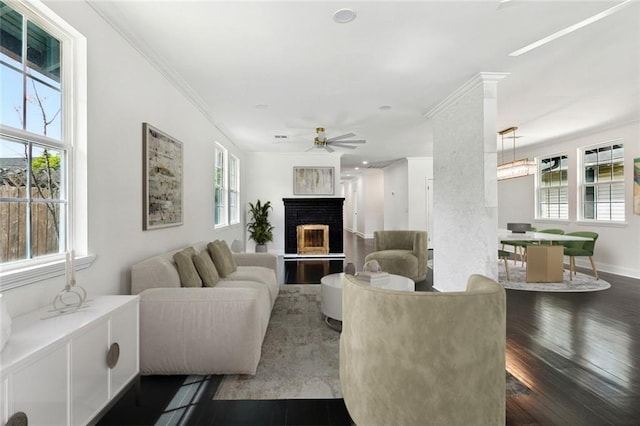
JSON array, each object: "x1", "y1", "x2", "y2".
[
  {"x1": 107, "y1": 342, "x2": 120, "y2": 369},
  {"x1": 6, "y1": 411, "x2": 28, "y2": 426}
]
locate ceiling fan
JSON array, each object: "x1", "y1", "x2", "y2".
[{"x1": 307, "y1": 127, "x2": 366, "y2": 152}]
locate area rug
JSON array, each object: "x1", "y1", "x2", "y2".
[
  {"x1": 499, "y1": 264, "x2": 611, "y2": 292},
  {"x1": 213, "y1": 284, "x2": 531, "y2": 400}
]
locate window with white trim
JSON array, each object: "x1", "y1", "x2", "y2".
[
  {"x1": 537, "y1": 154, "x2": 568, "y2": 220},
  {"x1": 1, "y1": 2, "x2": 66, "y2": 264},
  {"x1": 1, "y1": 1, "x2": 87, "y2": 290},
  {"x1": 228, "y1": 154, "x2": 239, "y2": 225},
  {"x1": 581, "y1": 141, "x2": 624, "y2": 221},
  {"x1": 213, "y1": 145, "x2": 241, "y2": 227},
  {"x1": 214, "y1": 144, "x2": 227, "y2": 227}
]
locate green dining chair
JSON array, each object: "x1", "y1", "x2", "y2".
[
  {"x1": 498, "y1": 249, "x2": 511, "y2": 281},
  {"x1": 501, "y1": 227, "x2": 536, "y2": 266},
  {"x1": 562, "y1": 232, "x2": 599, "y2": 280},
  {"x1": 538, "y1": 229, "x2": 565, "y2": 245}
]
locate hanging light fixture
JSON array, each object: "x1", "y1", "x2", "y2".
[{"x1": 497, "y1": 126, "x2": 536, "y2": 180}]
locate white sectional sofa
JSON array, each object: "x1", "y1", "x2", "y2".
[{"x1": 130, "y1": 241, "x2": 280, "y2": 375}]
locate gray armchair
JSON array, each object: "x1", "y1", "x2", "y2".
[
  {"x1": 340, "y1": 273, "x2": 506, "y2": 426},
  {"x1": 364, "y1": 230, "x2": 428, "y2": 282}
]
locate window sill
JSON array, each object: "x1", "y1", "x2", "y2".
[
  {"x1": 0, "y1": 254, "x2": 96, "y2": 291},
  {"x1": 575, "y1": 220, "x2": 628, "y2": 228}
]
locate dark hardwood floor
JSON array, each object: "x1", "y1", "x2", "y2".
[{"x1": 99, "y1": 232, "x2": 640, "y2": 425}]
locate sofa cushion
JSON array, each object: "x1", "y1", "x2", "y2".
[
  {"x1": 208, "y1": 240, "x2": 237, "y2": 277},
  {"x1": 192, "y1": 250, "x2": 221, "y2": 287},
  {"x1": 226, "y1": 266, "x2": 279, "y2": 306},
  {"x1": 173, "y1": 247, "x2": 202, "y2": 287}
]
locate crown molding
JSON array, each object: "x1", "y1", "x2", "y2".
[{"x1": 424, "y1": 72, "x2": 509, "y2": 119}]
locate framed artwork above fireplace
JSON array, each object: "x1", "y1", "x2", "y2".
[{"x1": 293, "y1": 167, "x2": 334, "y2": 195}]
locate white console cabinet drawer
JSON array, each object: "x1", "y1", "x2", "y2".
[{"x1": 0, "y1": 295, "x2": 139, "y2": 426}]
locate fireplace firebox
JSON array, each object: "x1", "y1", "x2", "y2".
[{"x1": 283, "y1": 198, "x2": 345, "y2": 255}]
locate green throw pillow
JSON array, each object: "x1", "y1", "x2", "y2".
[
  {"x1": 193, "y1": 250, "x2": 220, "y2": 287},
  {"x1": 208, "y1": 240, "x2": 237, "y2": 278},
  {"x1": 173, "y1": 247, "x2": 202, "y2": 287}
]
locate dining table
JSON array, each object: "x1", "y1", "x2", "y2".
[{"x1": 498, "y1": 229, "x2": 593, "y2": 283}]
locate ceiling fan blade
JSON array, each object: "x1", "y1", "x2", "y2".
[
  {"x1": 327, "y1": 132, "x2": 356, "y2": 142},
  {"x1": 325, "y1": 145, "x2": 334, "y2": 153},
  {"x1": 305, "y1": 145, "x2": 315, "y2": 152},
  {"x1": 328, "y1": 143, "x2": 358, "y2": 149},
  {"x1": 330, "y1": 139, "x2": 366, "y2": 144}
]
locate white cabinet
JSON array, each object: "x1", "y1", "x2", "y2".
[{"x1": 0, "y1": 295, "x2": 139, "y2": 426}]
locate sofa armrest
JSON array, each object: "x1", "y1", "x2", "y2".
[
  {"x1": 138, "y1": 286, "x2": 271, "y2": 375},
  {"x1": 131, "y1": 255, "x2": 181, "y2": 295},
  {"x1": 233, "y1": 252, "x2": 280, "y2": 281}
]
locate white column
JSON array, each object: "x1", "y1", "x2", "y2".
[{"x1": 425, "y1": 73, "x2": 508, "y2": 291}]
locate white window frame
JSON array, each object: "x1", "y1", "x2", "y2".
[
  {"x1": 579, "y1": 140, "x2": 625, "y2": 223},
  {"x1": 228, "y1": 154, "x2": 240, "y2": 225},
  {"x1": 214, "y1": 143, "x2": 228, "y2": 227},
  {"x1": 535, "y1": 152, "x2": 569, "y2": 221},
  {"x1": 0, "y1": 0, "x2": 90, "y2": 291}
]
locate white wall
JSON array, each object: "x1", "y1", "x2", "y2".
[
  {"x1": 4, "y1": 2, "x2": 245, "y2": 317},
  {"x1": 383, "y1": 157, "x2": 433, "y2": 244},
  {"x1": 363, "y1": 170, "x2": 384, "y2": 237},
  {"x1": 341, "y1": 179, "x2": 356, "y2": 232},
  {"x1": 243, "y1": 152, "x2": 342, "y2": 252},
  {"x1": 341, "y1": 170, "x2": 384, "y2": 238},
  {"x1": 384, "y1": 160, "x2": 409, "y2": 229},
  {"x1": 498, "y1": 121, "x2": 640, "y2": 278},
  {"x1": 407, "y1": 157, "x2": 433, "y2": 237}
]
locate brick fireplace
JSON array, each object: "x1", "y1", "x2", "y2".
[{"x1": 282, "y1": 198, "x2": 345, "y2": 256}]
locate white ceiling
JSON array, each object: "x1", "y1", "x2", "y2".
[{"x1": 89, "y1": 1, "x2": 639, "y2": 176}]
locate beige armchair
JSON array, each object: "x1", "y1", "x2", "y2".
[
  {"x1": 340, "y1": 273, "x2": 506, "y2": 426},
  {"x1": 364, "y1": 230, "x2": 428, "y2": 282}
]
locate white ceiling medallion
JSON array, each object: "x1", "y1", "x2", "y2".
[{"x1": 333, "y1": 8, "x2": 357, "y2": 24}]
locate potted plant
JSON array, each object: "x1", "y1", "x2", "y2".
[{"x1": 247, "y1": 199, "x2": 274, "y2": 252}]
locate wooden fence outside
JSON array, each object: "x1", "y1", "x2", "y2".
[{"x1": 0, "y1": 185, "x2": 61, "y2": 262}]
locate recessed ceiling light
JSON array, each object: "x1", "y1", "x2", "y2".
[
  {"x1": 355, "y1": 167, "x2": 360, "y2": 170},
  {"x1": 379, "y1": 105, "x2": 392, "y2": 111},
  {"x1": 362, "y1": 161, "x2": 368, "y2": 165},
  {"x1": 333, "y1": 8, "x2": 356, "y2": 24}
]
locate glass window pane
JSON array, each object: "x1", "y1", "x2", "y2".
[
  {"x1": 559, "y1": 204, "x2": 568, "y2": 219},
  {"x1": 1, "y1": 138, "x2": 28, "y2": 186},
  {"x1": 0, "y1": 201, "x2": 28, "y2": 262},
  {"x1": 597, "y1": 145, "x2": 611, "y2": 163},
  {"x1": 584, "y1": 186, "x2": 595, "y2": 203},
  {"x1": 612, "y1": 164, "x2": 624, "y2": 181},
  {"x1": 26, "y1": 20, "x2": 60, "y2": 85},
  {"x1": 30, "y1": 146, "x2": 61, "y2": 199},
  {"x1": 610, "y1": 183, "x2": 624, "y2": 201},
  {"x1": 596, "y1": 185, "x2": 610, "y2": 202},
  {"x1": 612, "y1": 144, "x2": 624, "y2": 160},
  {"x1": 30, "y1": 200, "x2": 61, "y2": 256},
  {"x1": 596, "y1": 203, "x2": 611, "y2": 221},
  {"x1": 584, "y1": 149, "x2": 597, "y2": 165},
  {"x1": 559, "y1": 187, "x2": 568, "y2": 203},
  {"x1": 597, "y1": 164, "x2": 612, "y2": 182},
  {"x1": 611, "y1": 203, "x2": 625, "y2": 221},
  {"x1": 584, "y1": 202, "x2": 595, "y2": 219},
  {"x1": 585, "y1": 166, "x2": 595, "y2": 183},
  {"x1": 25, "y1": 76, "x2": 62, "y2": 139},
  {"x1": 1, "y1": 64, "x2": 25, "y2": 129},
  {"x1": 0, "y1": 2, "x2": 23, "y2": 66}
]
